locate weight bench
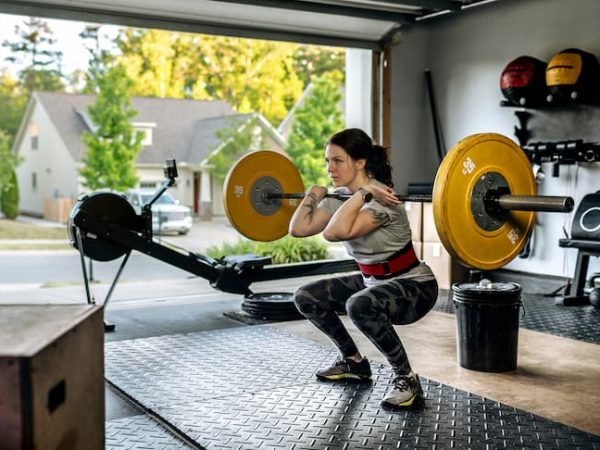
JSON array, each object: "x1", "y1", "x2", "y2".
[{"x1": 558, "y1": 238, "x2": 600, "y2": 305}]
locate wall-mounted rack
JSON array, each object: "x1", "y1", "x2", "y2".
[{"x1": 501, "y1": 102, "x2": 600, "y2": 176}]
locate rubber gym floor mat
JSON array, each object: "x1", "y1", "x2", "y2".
[
  {"x1": 433, "y1": 291, "x2": 600, "y2": 344},
  {"x1": 105, "y1": 326, "x2": 600, "y2": 449},
  {"x1": 106, "y1": 415, "x2": 192, "y2": 449}
]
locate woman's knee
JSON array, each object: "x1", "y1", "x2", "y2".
[
  {"x1": 346, "y1": 295, "x2": 375, "y2": 321},
  {"x1": 294, "y1": 284, "x2": 326, "y2": 316}
]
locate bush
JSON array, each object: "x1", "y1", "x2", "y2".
[
  {"x1": 1, "y1": 171, "x2": 19, "y2": 220},
  {"x1": 206, "y1": 235, "x2": 329, "y2": 264}
]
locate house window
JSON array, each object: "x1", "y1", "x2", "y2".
[
  {"x1": 32, "y1": 172, "x2": 37, "y2": 190},
  {"x1": 139, "y1": 128, "x2": 152, "y2": 146},
  {"x1": 31, "y1": 123, "x2": 39, "y2": 150},
  {"x1": 133, "y1": 122, "x2": 157, "y2": 146},
  {"x1": 140, "y1": 181, "x2": 157, "y2": 189}
]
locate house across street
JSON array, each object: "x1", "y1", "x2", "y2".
[{"x1": 13, "y1": 91, "x2": 286, "y2": 222}]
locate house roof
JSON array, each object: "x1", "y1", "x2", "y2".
[
  {"x1": 33, "y1": 91, "x2": 245, "y2": 165},
  {"x1": 188, "y1": 114, "x2": 254, "y2": 165}
]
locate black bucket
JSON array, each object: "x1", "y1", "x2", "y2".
[{"x1": 452, "y1": 281, "x2": 522, "y2": 372}]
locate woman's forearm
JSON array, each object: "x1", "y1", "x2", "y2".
[
  {"x1": 289, "y1": 187, "x2": 328, "y2": 237},
  {"x1": 322, "y1": 193, "x2": 363, "y2": 241}
]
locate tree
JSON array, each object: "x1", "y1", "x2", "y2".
[
  {"x1": 285, "y1": 73, "x2": 345, "y2": 187},
  {"x1": 79, "y1": 64, "x2": 144, "y2": 192},
  {"x1": 1, "y1": 170, "x2": 19, "y2": 219},
  {"x1": 115, "y1": 30, "x2": 304, "y2": 125},
  {"x1": 0, "y1": 130, "x2": 22, "y2": 219},
  {"x1": 207, "y1": 116, "x2": 267, "y2": 184},
  {"x1": 0, "y1": 70, "x2": 27, "y2": 142},
  {"x1": 292, "y1": 45, "x2": 345, "y2": 87},
  {"x1": 78, "y1": 25, "x2": 115, "y2": 94},
  {"x1": 2, "y1": 17, "x2": 64, "y2": 97},
  {"x1": 116, "y1": 29, "x2": 187, "y2": 99},
  {"x1": 189, "y1": 36, "x2": 304, "y2": 126}
]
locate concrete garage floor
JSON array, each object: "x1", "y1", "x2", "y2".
[{"x1": 87, "y1": 275, "x2": 600, "y2": 438}]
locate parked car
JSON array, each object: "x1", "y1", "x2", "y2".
[{"x1": 125, "y1": 189, "x2": 193, "y2": 235}]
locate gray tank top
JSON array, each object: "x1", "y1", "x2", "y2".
[{"x1": 319, "y1": 179, "x2": 435, "y2": 284}]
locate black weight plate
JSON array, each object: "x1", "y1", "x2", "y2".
[
  {"x1": 240, "y1": 305, "x2": 303, "y2": 321},
  {"x1": 241, "y1": 300, "x2": 298, "y2": 311}
]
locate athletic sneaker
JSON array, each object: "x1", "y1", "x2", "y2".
[
  {"x1": 316, "y1": 356, "x2": 372, "y2": 381},
  {"x1": 381, "y1": 372, "x2": 423, "y2": 407}
]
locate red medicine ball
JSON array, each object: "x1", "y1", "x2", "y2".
[{"x1": 500, "y1": 56, "x2": 548, "y2": 107}]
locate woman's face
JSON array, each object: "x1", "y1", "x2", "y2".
[{"x1": 325, "y1": 144, "x2": 364, "y2": 187}]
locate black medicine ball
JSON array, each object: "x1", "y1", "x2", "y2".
[
  {"x1": 500, "y1": 56, "x2": 548, "y2": 107},
  {"x1": 546, "y1": 48, "x2": 600, "y2": 104}
]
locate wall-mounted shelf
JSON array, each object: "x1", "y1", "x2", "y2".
[{"x1": 500, "y1": 101, "x2": 600, "y2": 174}]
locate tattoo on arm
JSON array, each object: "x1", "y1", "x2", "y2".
[
  {"x1": 366, "y1": 207, "x2": 390, "y2": 226},
  {"x1": 303, "y1": 193, "x2": 319, "y2": 221}
]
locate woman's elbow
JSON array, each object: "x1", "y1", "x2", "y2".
[
  {"x1": 322, "y1": 229, "x2": 343, "y2": 242},
  {"x1": 289, "y1": 228, "x2": 303, "y2": 238},
  {"x1": 289, "y1": 224, "x2": 311, "y2": 238}
]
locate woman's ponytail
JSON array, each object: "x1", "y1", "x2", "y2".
[{"x1": 366, "y1": 144, "x2": 393, "y2": 188}]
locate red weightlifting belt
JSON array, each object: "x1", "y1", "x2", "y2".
[{"x1": 358, "y1": 242, "x2": 419, "y2": 278}]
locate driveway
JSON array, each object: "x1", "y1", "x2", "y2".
[{"x1": 159, "y1": 216, "x2": 245, "y2": 253}]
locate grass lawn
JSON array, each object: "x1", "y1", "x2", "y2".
[{"x1": 0, "y1": 219, "x2": 68, "y2": 240}]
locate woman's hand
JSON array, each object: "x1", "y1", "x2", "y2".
[
  {"x1": 307, "y1": 185, "x2": 328, "y2": 201},
  {"x1": 363, "y1": 184, "x2": 400, "y2": 206}
]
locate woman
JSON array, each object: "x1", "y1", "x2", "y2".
[{"x1": 289, "y1": 128, "x2": 438, "y2": 408}]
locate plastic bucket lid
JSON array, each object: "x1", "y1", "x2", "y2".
[{"x1": 452, "y1": 281, "x2": 522, "y2": 304}]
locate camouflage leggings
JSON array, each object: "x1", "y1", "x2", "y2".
[{"x1": 294, "y1": 273, "x2": 438, "y2": 375}]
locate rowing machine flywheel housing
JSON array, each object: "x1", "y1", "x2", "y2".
[{"x1": 68, "y1": 192, "x2": 143, "y2": 261}]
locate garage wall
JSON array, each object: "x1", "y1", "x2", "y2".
[{"x1": 390, "y1": 0, "x2": 600, "y2": 277}]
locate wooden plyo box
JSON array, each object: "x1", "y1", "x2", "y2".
[{"x1": 0, "y1": 305, "x2": 104, "y2": 450}]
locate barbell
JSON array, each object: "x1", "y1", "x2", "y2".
[{"x1": 223, "y1": 133, "x2": 574, "y2": 270}]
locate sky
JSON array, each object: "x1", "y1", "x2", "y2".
[{"x1": 0, "y1": 12, "x2": 119, "y2": 77}]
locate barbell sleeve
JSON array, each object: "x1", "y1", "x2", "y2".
[
  {"x1": 494, "y1": 195, "x2": 574, "y2": 213},
  {"x1": 266, "y1": 192, "x2": 574, "y2": 213}
]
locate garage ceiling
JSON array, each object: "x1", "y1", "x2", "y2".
[{"x1": 0, "y1": 0, "x2": 499, "y2": 50}]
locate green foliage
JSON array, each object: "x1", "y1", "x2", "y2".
[
  {"x1": 79, "y1": 25, "x2": 116, "y2": 94},
  {"x1": 80, "y1": 64, "x2": 144, "y2": 192},
  {"x1": 1, "y1": 170, "x2": 19, "y2": 219},
  {"x1": 187, "y1": 36, "x2": 305, "y2": 126},
  {"x1": 111, "y1": 29, "x2": 348, "y2": 128},
  {"x1": 207, "y1": 116, "x2": 267, "y2": 184},
  {"x1": 116, "y1": 29, "x2": 187, "y2": 99},
  {"x1": 285, "y1": 72, "x2": 345, "y2": 187},
  {"x1": 0, "y1": 130, "x2": 22, "y2": 192},
  {"x1": 0, "y1": 71, "x2": 27, "y2": 141},
  {"x1": 0, "y1": 128, "x2": 21, "y2": 219},
  {"x1": 2, "y1": 17, "x2": 64, "y2": 96},
  {"x1": 206, "y1": 239, "x2": 255, "y2": 259},
  {"x1": 206, "y1": 235, "x2": 329, "y2": 264},
  {"x1": 292, "y1": 45, "x2": 345, "y2": 87}
]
